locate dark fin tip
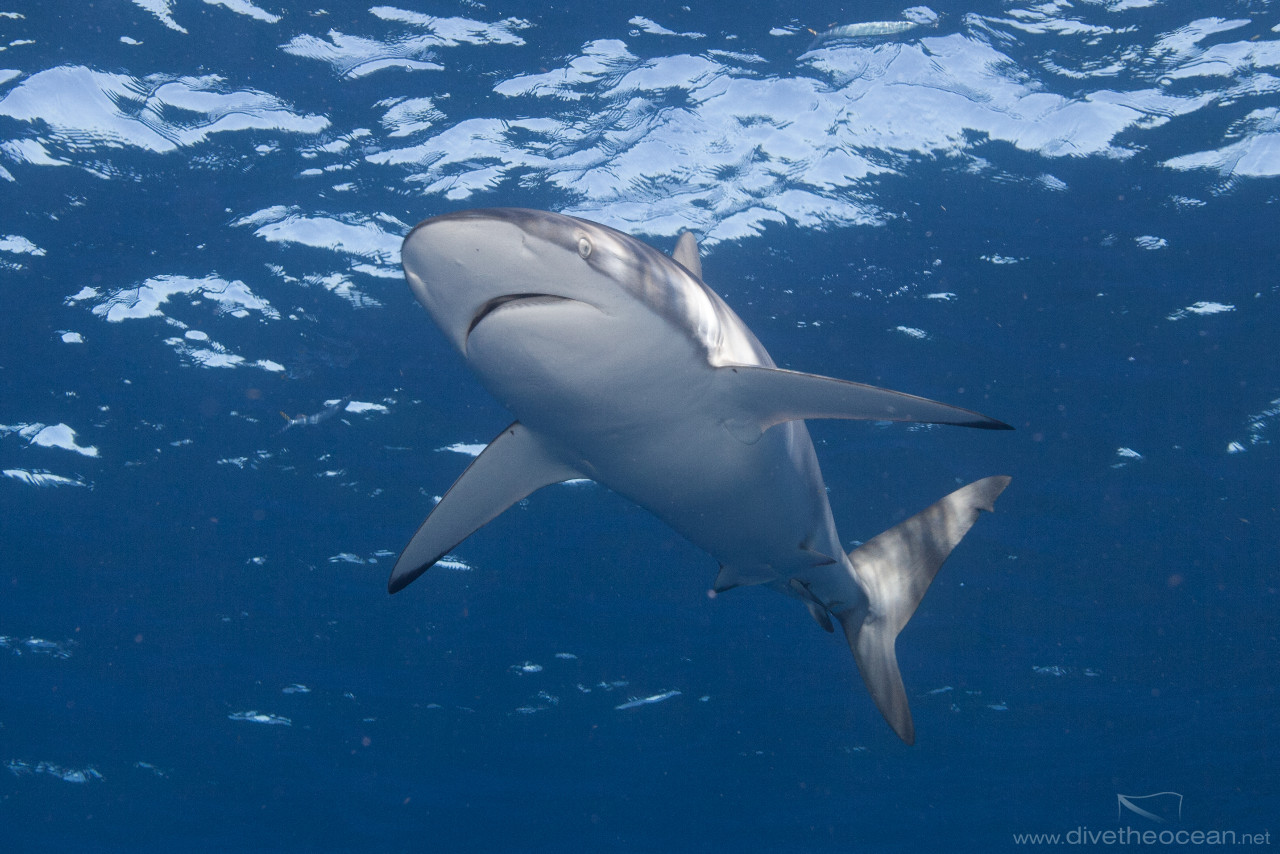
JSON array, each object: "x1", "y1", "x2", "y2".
[{"x1": 387, "y1": 561, "x2": 431, "y2": 595}]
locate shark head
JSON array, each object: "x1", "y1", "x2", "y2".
[
  {"x1": 400, "y1": 208, "x2": 771, "y2": 367},
  {"x1": 402, "y1": 208, "x2": 641, "y2": 356}
]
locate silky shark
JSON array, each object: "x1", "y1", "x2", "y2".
[{"x1": 390, "y1": 208, "x2": 1012, "y2": 743}]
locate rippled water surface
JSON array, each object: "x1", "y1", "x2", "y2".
[{"x1": 2, "y1": 1, "x2": 1277, "y2": 851}]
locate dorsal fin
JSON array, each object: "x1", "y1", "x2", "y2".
[{"x1": 672, "y1": 231, "x2": 702, "y2": 279}]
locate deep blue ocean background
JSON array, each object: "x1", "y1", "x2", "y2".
[{"x1": 2, "y1": 1, "x2": 1277, "y2": 851}]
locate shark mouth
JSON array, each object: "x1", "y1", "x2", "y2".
[{"x1": 466, "y1": 293, "x2": 585, "y2": 341}]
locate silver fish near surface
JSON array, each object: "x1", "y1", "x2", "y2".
[
  {"x1": 615, "y1": 691, "x2": 682, "y2": 711},
  {"x1": 278, "y1": 397, "x2": 350, "y2": 433},
  {"x1": 819, "y1": 20, "x2": 920, "y2": 40},
  {"x1": 806, "y1": 19, "x2": 921, "y2": 52},
  {"x1": 389, "y1": 208, "x2": 1012, "y2": 744}
]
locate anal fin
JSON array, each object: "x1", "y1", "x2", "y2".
[{"x1": 789, "y1": 579, "x2": 835, "y2": 633}]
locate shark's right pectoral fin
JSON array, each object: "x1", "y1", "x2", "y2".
[
  {"x1": 389, "y1": 421, "x2": 583, "y2": 594},
  {"x1": 835, "y1": 475, "x2": 1011, "y2": 744}
]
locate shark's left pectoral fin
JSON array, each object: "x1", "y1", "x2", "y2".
[
  {"x1": 718, "y1": 365, "x2": 1012, "y2": 442},
  {"x1": 389, "y1": 421, "x2": 583, "y2": 594}
]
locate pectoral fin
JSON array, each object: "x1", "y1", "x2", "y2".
[
  {"x1": 389, "y1": 422, "x2": 583, "y2": 594},
  {"x1": 717, "y1": 365, "x2": 1012, "y2": 443}
]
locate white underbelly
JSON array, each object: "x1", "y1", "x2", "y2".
[{"x1": 466, "y1": 299, "x2": 843, "y2": 572}]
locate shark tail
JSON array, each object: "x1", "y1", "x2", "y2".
[{"x1": 835, "y1": 475, "x2": 1011, "y2": 744}]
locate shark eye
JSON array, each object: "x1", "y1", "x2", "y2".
[{"x1": 577, "y1": 236, "x2": 593, "y2": 259}]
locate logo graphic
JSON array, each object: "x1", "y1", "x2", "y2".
[{"x1": 1117, "y1": 792, "x2": 1183, "y2": 824}]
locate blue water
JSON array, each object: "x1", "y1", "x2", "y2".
[{"x1": 2, "y1": 1, "x2": 1277, "y2": 851}]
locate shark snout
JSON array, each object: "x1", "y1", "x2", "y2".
[{"x1": 403, "y1": 210, "x2": 614, "y2": 354}]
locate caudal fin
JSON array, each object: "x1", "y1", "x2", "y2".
[{"x1": 836, "y1": 475, "x2": 1011, "y2": 744}]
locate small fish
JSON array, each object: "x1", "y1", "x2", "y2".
[
  {"x1": 824, "y1": 20, "x2": 919, "y2": 38},
  {"x1": 615, "y1": 690, "x2": 682, "y2": 711},
  {"x1": 2, "y1": 469, "x2": 89, "y2": 489},
  {"x1": 808, "y1": 19, "x2": 923, "y2": 50},
  {"x1": 228, "y1": 710, "x2": 292, "y2": 726},
  {"x1": 278, "y1": 397, "x2": 350, "y2": 434}
]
